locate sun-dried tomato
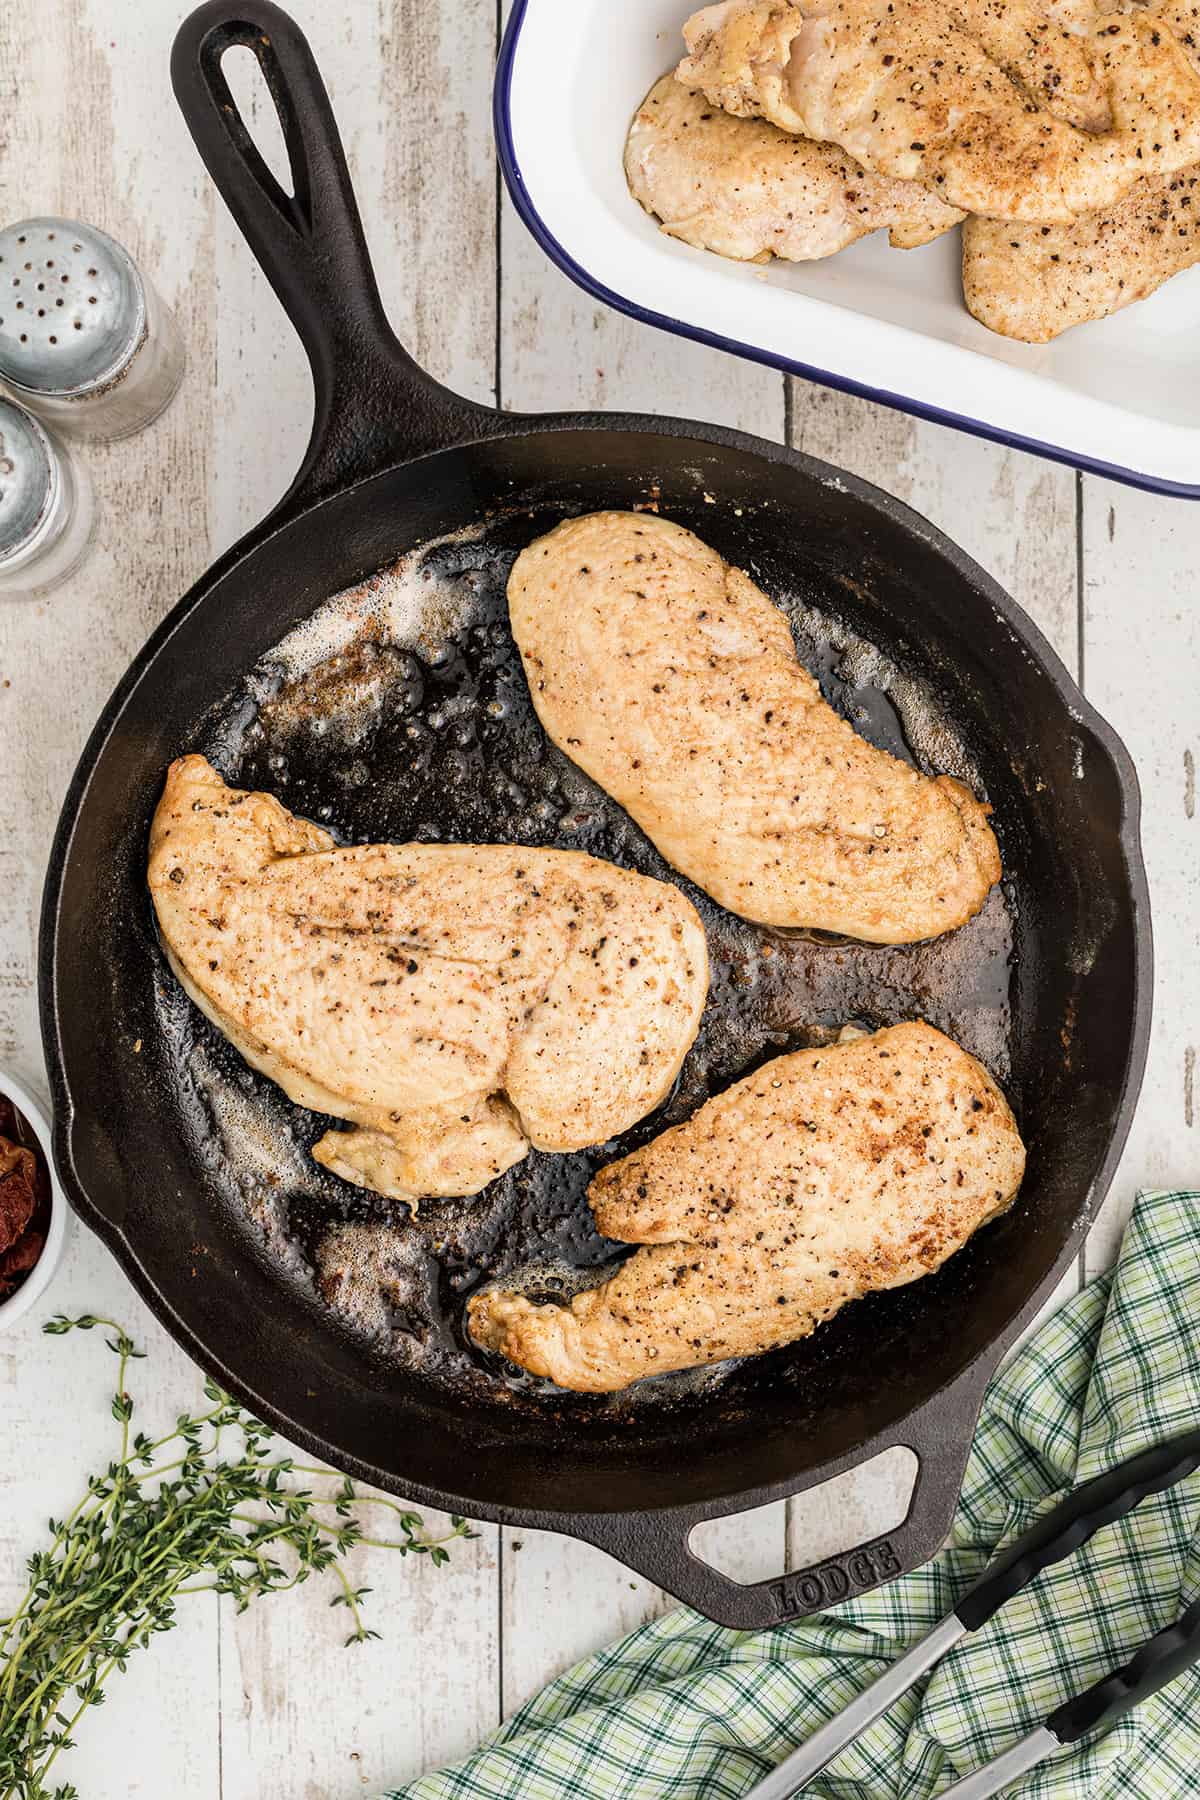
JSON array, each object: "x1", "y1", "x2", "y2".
[
  {"x1": 0, "y1": 1141, "x2": 37, "y2": 1256},
  {"x1": 0, "y1": 1098, "x2": 50, "y2": 1299},
  {"x1": 0, "y1": 1227, "x2": 45, "y2": 1295}
]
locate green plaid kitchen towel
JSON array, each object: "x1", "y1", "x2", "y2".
[{"x1": 387, "y1": 1188, "x2": 1200, "y2": 1799}]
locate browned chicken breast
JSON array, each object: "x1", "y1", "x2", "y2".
[
  {"x1": 469, "y1": 1021, "x2": 1025, "y2": 1391},
  {"x1": 148, "y1": 756, "x2": 708, "y2": 1205},
  {"x1": 963, "y1": 167, "x2": 1200, "y2": 340},
  {"x1": 953, "y1": 0, "x2": 1106, "y2": 126},
  {"x1": 625, "y1": 73, "x2": 962, "y2": 261},
  {"x1": 962, "y1": 1, "x2": 1200, "y2": 337},
  {"x1": 677, "y1": 0, "x2": 1200, "y2": 223},
  {"x1": 507, "y1": 513, "x2": 1000, "y2": 944}
]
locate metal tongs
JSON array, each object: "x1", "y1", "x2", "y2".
[{"x1": 746, "y1": 1427, "x2": 1200, "y2": 1800}]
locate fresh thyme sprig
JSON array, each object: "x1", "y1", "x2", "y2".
[{"x1": 0, "y1": 1314, "x2": 474, "y2": 1800}]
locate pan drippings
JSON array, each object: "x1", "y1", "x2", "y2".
[{"x1": 160, "y1": 511, "x2": 1017, "y2": 1412}]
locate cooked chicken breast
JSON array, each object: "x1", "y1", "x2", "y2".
[
  {"x1": 148, "y1": 756, "x2": 708, "y2": 1205},
  {"x1": 963, "y1": 167, "x2": 1200, "y2": 340},
  {"x1": 677, "y1": 0, "x2": 1200, "y2": 223},
  {"x1": 507, "y1": 513, "x2": 1000, "y2": 944},
  {"x1": 960, "y1": 0, "x2": 1200, "y2": 337},
  {"x1": 470, "y1": 1021, "x2": 1024, "y2": 1391},
  {"x1": 625, "y1": 73, "x2": 962, "y2": 262}
]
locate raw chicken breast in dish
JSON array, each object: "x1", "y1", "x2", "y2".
[
  {"x1": 469, "y1": 1022, "x2": 1025, "y2": 1391},
  {"x1": 625, "y1": 72, "x2": 962, "y2": 261},
  {"x1": 506, "y1": 513, "x2": 1000, "y2": 944},
  {"x1": 148, "y1": 756, "x2": 708, "y2": 1206}
]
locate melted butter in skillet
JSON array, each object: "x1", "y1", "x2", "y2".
[{"x1": 162, "y1": 513, "x2": 1016, "y2": 1409}]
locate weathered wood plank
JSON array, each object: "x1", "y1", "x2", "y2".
[
  {"x1": 220, "y1": 1512, "x2": 501, "y2": 1799},
  {"x1": 1, "y1": 1, "x2": 504, "y2": 1793},
  {"x1": 497, "y1": 163, "x2": 786, "y2": 430},
  {"x1": 499, "y1": 1533, "x2": 664, "y2": 1716},
  {"x1": 212, "y1": 3, "x2": 503, "y2": 1790},
  {"x1": 786, "y1": 385, "x2": 1079, "y2": 667},
  {"x1": 0, "y1": 0, "x2": 218, "y2": 1066},
  {"x1": 785, "y1": 380, "x2": 1083, "y2": 1563},
  {"x1": 0, "y1": 1253, "x2": 220, "y2": 1797},
  {"x1": 1079, "y1": 477, "x2": 1200, "y2": 1275},
  {"x1": 496, "y1": 0, "x2": 791, "y2": 1698},
  {"x1": 209, "y1": 0, "x2": 500, "y2": 551},
  {"x1": 6, "y1": 4, "x2": 1189, "y2": 1795},
  {"x1": 0, "y1": 0, "x2": 222, "y2": 1788}
]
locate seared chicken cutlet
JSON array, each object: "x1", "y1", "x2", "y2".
[
  {"x1": 148, "y1": 756, "x2": 708, "y2": 1205},
  {"x1": 963, "y1": 167, "x2": 1200, "y2": 339},
  {"x1": 507, "y1": 514, "x2": 1000, "y2": 944},
  {"x1": 625, "y1": 74, "x2": 962, "y2": 261},
  {"x1": 470, "y1": 1022, "x2": 1025, "y2": 1391},
  {"x1": 963, "y1": 2, "x2": 1200, "y2": 338},
  {"x1": 677, "y1": 0, "x2": 1200, "y2": 223}
]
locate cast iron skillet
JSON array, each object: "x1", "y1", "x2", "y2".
[{"x1": 39, "y1": 0, "x2": 1152, "y2": 1629}]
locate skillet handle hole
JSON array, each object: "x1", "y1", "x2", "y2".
[
  {"x1": 689, "y1": 1445, "x2": 918, "y2": 1585},
  {"x1": 221, "y1": 42, "x2": 294, "y2": 202}
]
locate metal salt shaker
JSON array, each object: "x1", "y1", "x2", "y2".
[
  {"x1": 0, "y1": 398, "x2": 95, "y2": 598},
  {"x1": 0, "y1": 218, "x2": 184, "y2": 441}
]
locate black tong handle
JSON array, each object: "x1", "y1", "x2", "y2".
[
  {"x1": 755, "y1": 1428, "x2": 1200, "y2": 1794},
  {"x1": 957, "y1": 1427, "x2": 1200, "y2": 1633},
  {"x1": 1050, "y1": 1593, "x2": 1200, "y2": 1743}
]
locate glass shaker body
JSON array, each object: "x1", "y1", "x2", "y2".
[
  {"x1": 0, "y1": 218, "x2": 185, "y2": 442},
  {"x1": 0, "y1": 399, "x2": 95, "y2": 598}
]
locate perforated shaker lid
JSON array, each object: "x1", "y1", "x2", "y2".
[
  {"x1": 0, "y1": 217, "x2": 145, "y2": 396},
  {"x1": 0, "y1": 400, "x2": 56, "y2": 562}
]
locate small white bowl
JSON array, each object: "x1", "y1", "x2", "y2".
[{"x1": 0, "y1": 1068, "x2": 70, "y2": 1332}]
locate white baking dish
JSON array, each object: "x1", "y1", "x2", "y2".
[{"x1": 496, "y1": 0, "x2": 1200, "y2": 497}]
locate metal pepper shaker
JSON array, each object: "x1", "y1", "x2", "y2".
[
  {"x1": 0, "y1": 398, "x2": 95, "y2": 598},
  {"x1": 0, "y1": 218, "x2": 185, "y2": 441}
]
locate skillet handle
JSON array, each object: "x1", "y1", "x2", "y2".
[
  {"x1": 566, "y1": 1366, "x2": 991, "y2": 1630},
  {"x1": 170, "y1": 1, "x2": 501, "y2": 514}
]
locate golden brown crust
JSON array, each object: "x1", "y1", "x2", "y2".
[
  {"x1": 624, "y1": 72, "x2": 961, "y2": 262},
  {"x1": 964, "y1": 166, "x2": 1200, "y2": 340},
  {"x1": 468, "y1": 1022, "x2": 1026, "y2": 1391},
  {"x1": 677, "y1": 0, "x2": 1200, "y2": 224},
  {"x1": 148, "y1": 755, "x2": 708, "y2": 1202},
  {"x1": 507, "y1": 513, "x2": 1001, "y2": 944}
]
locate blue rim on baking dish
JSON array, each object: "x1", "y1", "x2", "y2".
[{"x1": 494, "y1": 0, "x2": 1200, "y2": 500}]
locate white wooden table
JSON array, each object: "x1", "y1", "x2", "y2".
[{"x1": 1, "y1": 3, "x2": 1198, "y2": 1793}]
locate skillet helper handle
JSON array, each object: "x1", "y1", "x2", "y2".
[
  {"x1": 956, "y1": 1427, "x2": 1200, "y2": 1634},
  {"x1": 170, "y1": 1, "x2": 498, "y2": 509},
  {"x1": 570, "y1": 1371, "x2": 991, "y2": 1631}
]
